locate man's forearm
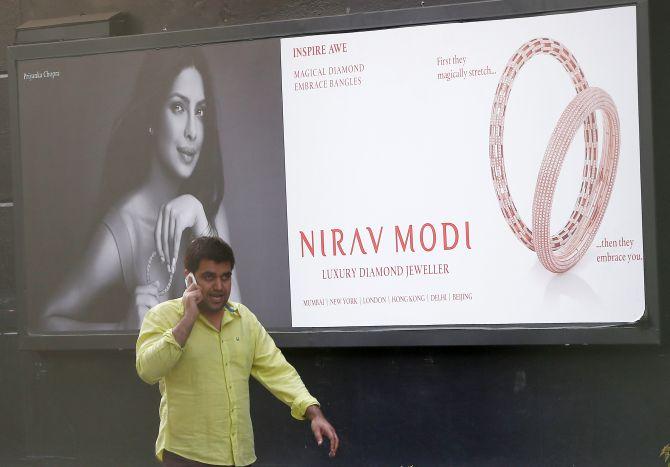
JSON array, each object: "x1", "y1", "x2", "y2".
[
  {"x1": 136, "y1": 326, "x2": 187, "y2": 384},
  {"x1": 171, "y1": 313, "x2": 197, "y2": 347}
]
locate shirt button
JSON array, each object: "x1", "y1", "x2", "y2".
[{"x1": 236, "y1": 336, "x2": 239, "y2": 341}]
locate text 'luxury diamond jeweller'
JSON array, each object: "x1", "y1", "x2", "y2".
[
  {"x1": 489, "y1": 37, "x2": 620, "y2": 273},
  {"x1": 146, "y1": 251, "x2": 174, "y2": 296}
]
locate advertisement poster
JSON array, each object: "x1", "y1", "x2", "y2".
[
  {"x1": 18, "y1": 40, "x2": 291, "y2": 332},
  {"x1": 281, "y1": 6, "x2": 644, "y2": 327},
  {"x1": 16, "y1": 5, "x2": 645, "y2": 339}
]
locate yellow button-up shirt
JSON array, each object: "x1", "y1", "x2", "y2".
[{"x1": 136, "y1": 299, "x2": 319, "y2": 466}]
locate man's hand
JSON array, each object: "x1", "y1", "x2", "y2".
[
  {"x1": 305, "y1": 405, "x2": 339, "y2": 458},
  {"x1": 172, "y1": 279, "x2": 202, "y2": 347},
  {"x1": 181, "y1": 279, "x2": 202, "y2": 321}
]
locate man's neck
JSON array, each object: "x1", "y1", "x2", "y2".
[{"x1": 201, "y1": 309, "x2": 224, "y2": 332}]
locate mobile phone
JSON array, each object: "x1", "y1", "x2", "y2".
[{"x1": 185, "y1": 272, "x2": 197, "y2": 288}]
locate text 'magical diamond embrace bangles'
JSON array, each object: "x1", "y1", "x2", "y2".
[{"x1": 489, "y1": 38, "x2": 620, "y2": 273}]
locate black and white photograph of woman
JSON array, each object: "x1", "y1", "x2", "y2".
[{"x1": 42, "y1": 48, "x2": 240, "y2": 331}]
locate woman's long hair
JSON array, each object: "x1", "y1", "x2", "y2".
[{"x1": 99, "y1": 47, "x2": 223, "y2": 222}]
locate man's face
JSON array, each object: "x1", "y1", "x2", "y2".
[{"x1": 193, "y1": 259, "x2": 232, "y2": 314}]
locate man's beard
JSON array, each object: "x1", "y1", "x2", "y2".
[{"x1": 198, "y1": 297, "x2": 226, "y2": 314}]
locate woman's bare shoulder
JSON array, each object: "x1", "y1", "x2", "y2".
[
  {"x1": 105, "y1": 190, "x2": 157, "y2": 229},
  {"x1": 115, "y1": 189, "x2": 152, "y2": 215}
]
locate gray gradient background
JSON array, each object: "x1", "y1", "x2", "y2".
[{"x1": 17, "y1": 38, "x2": 292, "y2": 332}]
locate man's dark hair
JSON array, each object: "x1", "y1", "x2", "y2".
[{"x1": 185, "y1": 237, "x2": 235, "y2": 272}]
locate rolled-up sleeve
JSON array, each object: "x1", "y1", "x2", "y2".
[
  {"x1": 136, "y1": 307, "x2": 184, "y2": 385},
  {"x1": 250, "y1": 316, "x2": 319, "y2": 420}
]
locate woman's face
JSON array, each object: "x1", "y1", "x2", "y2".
[{"x1": 155, "y1": 66, "x2": 206, "y2": 179}]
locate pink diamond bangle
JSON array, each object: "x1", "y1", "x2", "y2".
[
  {"x1": 490, "y1": 38, "x2": 620, "y2": 273},
  {"x1": 533, "y1": 87, "x2": 620, "y2": 273},
  {"x1": 489, "y1": 38, "x2": 598, "y2": 252}
]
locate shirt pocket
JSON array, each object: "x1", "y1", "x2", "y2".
[{"x1": 222, "y1": 334, "x2": 252, "y2": 377}]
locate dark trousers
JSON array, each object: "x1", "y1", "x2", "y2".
[{"x1": 162, "y1": 450, "x2": 240, "y2": 467}]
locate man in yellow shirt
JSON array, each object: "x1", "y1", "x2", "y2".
[{"x1": 136, "y1": 236, "x2": 338, "y2": 466}]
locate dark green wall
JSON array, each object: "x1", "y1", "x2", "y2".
[{"x1": 1, "y1": 1, "x2": 669, "y2": 466}]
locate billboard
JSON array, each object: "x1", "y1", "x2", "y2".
[
  {"x1": 281, "y1": 6, "x2": 644, "y2": 327},
  {"x1": 10, "y1": 1, "x2": 658, "y2": 348}
]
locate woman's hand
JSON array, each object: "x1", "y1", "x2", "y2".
[
  {"x1": 131, "y1": 281, "x2": 160, "y2": 328},
  {"x1": 155, "y1": 194, "x2": 209, "y2": 273}
]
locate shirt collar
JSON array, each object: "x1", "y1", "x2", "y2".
[
  {"x1": 225, "y1": 301, "x2": 240, "y2": 315},
  {"x1": 177, "y1": 299, "x2": 239, "y2": 318}
]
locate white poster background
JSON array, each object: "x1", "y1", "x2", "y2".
[{"x1": 281, "y1": 6, "x2": 644, "y2": 327}]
